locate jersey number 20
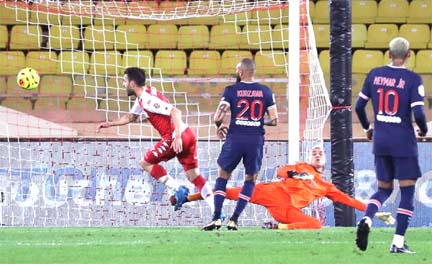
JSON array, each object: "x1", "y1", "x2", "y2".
[{"x1": 236, "y1": 99, "x2": 264, "y2": 121}]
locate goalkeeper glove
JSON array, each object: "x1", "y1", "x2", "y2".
[{"x1": 376, "y1": 212, "x2": 395, "y2": 225}]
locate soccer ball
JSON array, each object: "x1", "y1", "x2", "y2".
[{"x1": 17, "y1": 67, "x2": 40, "y2": 90}]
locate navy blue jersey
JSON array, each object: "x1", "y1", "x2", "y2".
[
  {"x1": 220, "y1": 81, "x2": 276, "y2": 137},
  {"x1": 359, "y1": 65, "x2": 425, "y2": 157}
]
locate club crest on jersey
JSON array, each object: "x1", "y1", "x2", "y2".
[{"x1": 154, "y1": 103, "x2": 160, "y2": 109}]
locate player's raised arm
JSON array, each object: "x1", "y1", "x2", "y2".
[{"x1": 96, "y1": 113, "x2": 138, "y2": 133}]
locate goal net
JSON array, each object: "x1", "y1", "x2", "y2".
[{"x1": 0, "y1": 0, "x2": 331, "y2": 226}]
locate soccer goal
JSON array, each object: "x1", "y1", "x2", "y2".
[{"x1": 0, "y1": 0, "x2": 331, "y2": 226}]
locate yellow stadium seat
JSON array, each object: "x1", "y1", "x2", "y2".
[
  {"x1": 272, "y1": 24, "x2": 288, "y2": 49},
  {"x1": 93, "y1": 1, "x2": 126, "y2": 26},
  {"x1": 36, "y1": 75, "x2": 73, "y2": 110},
  {"x1": 314, "y1": 24, "x2": 330, "y2": 48},
  {"x1": 219, "y1": 50, "x2": 253, "y2": 75},
  {"x1": 9, "y1": 25, "x2": 42, "y2": 50},
  {"x1": 83, "y1": 25, "x2": 115, "y2": 50},
  {"x1": 383, "y1": 50, "x2": 416, "y2": 70},
  {"x1": 352, "y1": 0, "x2": 377, "y2": 24},
  {"x1": 26, "y1": 51, "x2": 58, "y2": 75},
  {"x1": 0, "y1": 51, "x2": 25, "y2": 75},
  {"x1": 154, "y1": 50, "x2": 187, "y2": 75},
  {"x1": 223, "y1": 10, "x2": 254, "y2": 26},
  {"x1": 240, "y1": 24, "x2": 272, "y2": 50},
  {"x1": 186, "y1": 1, "x2": 221, "y2": 25},
  {"x1": 98, "y1": 96, "x2": 132, "y2": 113},
  {"x1": 376, "y1": 0, "x2": 409, "y2": 23},
  {"x1": 255, "y1": 51, "x2": 287, "y2": 76},
  {"x1": 61, "y1": 1, "x2": 94, "y2": 25},
  {"x1": 209, "y1": 24, "x2": 241, "y2": 49},
  {"x1": 47, "y1": 25, "x2": 80, "y2": 50},
  {"x1": 319, "y1": 50, "x2": 329, "y2": 75},
  {"x1": 0, "y1": 26, "x2": 7, "y2": 49},
  {"x1": 364, "y1": 24, "x2": 399, "y2": 49},
  {"x1": 177, "y1": 25, "x2": 209, "y2": 49},
  {"x1": 115, "y1": 24, "x2": 147, "y2": 50},
  {"x1": 0, "y1": 2, "x2": 28, "y2": 25},
  {"x1": 71, "y1": 75, "x2": 105, "y2": 98},
  {"x1": 158, "y1": 1, "x2": 189, "y2": 25},
  {"x1": 124, "y1": 1, "x2": 158, "y2": 25},
  {"x1": 352, "y1": 50, "x2": 384, "y2": 74},
  {"x1": 421, "y1": 74, "x2": 432, "y2": 99},
  {"x1": 251, "y1": 4, "x2": 288, "y2": 25},
  {"x1": 29, "y1": 2, "x2": 62, "y2": 25},
  {"x1": 4, "y1": 74, "x2": 37, "y2": 112},
  {"x1": 414, "y1": 50, "x2": 432, "y2": 74},
  {"x1": 146, "y1": 24, "x2": 178, "y2": 49},
  {"x1": 352, "y1": 24, "x2": 367, "y2": 48},
  {"x1": 89, "y1": 51, "x2": 122, "y2": 76},
  {"x1": 122, "y1": 50, "x2": 154, "y2": 73},
  {"x1": 313, "y1": 1, "x2": 329, "y2": 24},
  {"x1": 407, "y1": 0, "x2": 432, "y2": 24},
  {"x1": 309, "y1": 1, "x2": 315, "y2": 20},
  {"x1": 57, "y1": 51, "x2": 90, "y2": 75},
  {"x1": 352, "y1": 74, "x2": 367, "y2": 98},
  {"x1": 398, "y1": 24, "x2": 430, "y2": 49},
  {"x1": 188, "y1": 50, "x2": 220, "y2": 75}
]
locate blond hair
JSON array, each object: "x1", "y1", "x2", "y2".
[{"x1": 389, "y1": 37, "x2": 410, "y2": 59}]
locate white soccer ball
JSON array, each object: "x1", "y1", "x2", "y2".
[{"x1": 17, "y1": 67, "x2": 40, "y2": 90}]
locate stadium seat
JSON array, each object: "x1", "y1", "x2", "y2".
[
  {"x1": 154, "y1": 50, "x2": 187, "y2": 75},
  {"x1": 219, "y1": 50, "x2": 253, "y2": 75},
  {"x1": 421, "y1": 74, "x2": 432, "y2": 106},
  {"x1": 122, "y1": 50, "x2": 154, "y2": 73},
  {"x1": 47, "y1": 25, "x2": 80, "y2": 50},
  {"x1": 209, "y1": 24, "x2": 241, "y2": 49},
  {"x1": 61, "y1": 1, "x2": 94, "y2": 25},
  {"x1": 188, "y1": 50, "x2": 221, "y2": 75},
  {"x1": 407, "y1": 0, "x2": 432, "y2": 24},
  {"x1": 36, "y1": 75, "x2": 73, "y2": 110},
  {"x1": 352, "y1": 50, "x2": 384, "y2": 74},
  {"x1": 9, "y1": 25, "x2": 42, "y2": 50},
  {"x1": 83, "y1": 25, "x2": 115, "y2": 50},
  {"x1": 352, "y1": 24, "x2": 367, "y2": 48},
  {"x1": 272, "y1": 24, "x2": 288, "y2": 49},
  {"x1": 319, "y1": 50, "x2": 329, "y2": 75},
  {"x1": 0, "y1": 51, "x2": 25, "y2": 75},
  {"x1": 29, "y1": 2, "x2": 62, "y2": 25},
  {"x1": 93, "y1": 1, "x2": 126, "y2": 26},
  {"x1": 146, "y1": 24, "x2": 178, "y2": 49},
  {"x1": 250, "y1": 3, "x2": 288, "y2": 25},
  {"x1": 375, "y1": 0, "x2": 409, "y2": 23},
  {"x1": 0, "y1": 3, "x2": 27, "y2": 25},
  {"x1": 0, "y1": 75, "x2": 6, "y2": 105},
  {"x1": 124, "y1": 1, "x2": 158, "y2": 25},
  {"x1": 186, "y1": 1, "x2": 221, "y2": 25},
  {"x1": 115, "y1": 24, "x2": 147, "y2": 50},
  {"x1": 352, "y1": 0, "x2": 377, "y2": 24},
  {"x1": 158, "y1": 1, "x2": 189, "y2": 25},
  {"x1": 177, "y1": 25, "x2": 209, "y2": 49},
  {"x1": 314, "y1": 24, "x2": 330, "y2": 48},
  {"x1": 71, "y1": 74, "x2": 105, "y2": 98},
  {"x1": 89, "y1": 51, "x2": 122, "y2": 76},
  {"x1": 223, "y1": 10, "x2": 254, "y2": 26},
  {"x1": 352, "y1": 73, "x2": 366, "y2": 99},
  {"x1": 57, "y1": 51, "x2": 90, "y2": 75},
  {"x1": 0, "y1": 26, "x2": 7, "y2": 49},
  {"x1": 98, "y1": 96, "x2": 133, "y2": 113},
  {"x1": 398, "y1": 24, "x2": 430, "y2": 50},
  {"x1": 3, "y1": 75, "x2": 37, "y2": 111},
  {"x1": 313, "y1": 1, "x2": 329, "y2": 24},
  {"x1": 26, "y1": 51, "x2": 58, "y2": 75},
  {"x1": 240, "y1": 24, "x2": 272, "y2": 50},
  {"x1": 255, "y1": 51, "x2": 287, "y2": 76},
  {"x1": 414, "y1": 50, "x2": 432, "y2": 74},
  {"x1": 383, "y1": 50, "x2": 416, "y2": 70},
  {"x1": 364, "y1": 24, "x2": 399, "y2": 49}
]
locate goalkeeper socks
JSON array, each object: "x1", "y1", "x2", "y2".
[
  {"x1": 395, "y1": 185, "x2": 415, "y2": 237},
  {"x1": 213, "y1": 177, "x2": 227, "y2": 220},
  {"x1": 232, "y1": 180, "x2": 255, "y2": 221},
  {"x1": 365, "y1": 187, "x2": 393, "y2": 220}
]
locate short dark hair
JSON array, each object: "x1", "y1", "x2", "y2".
[{"x1": 124, "y1": 67, "x2": 146, "y2": 86}]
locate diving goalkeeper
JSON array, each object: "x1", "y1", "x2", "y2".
[{"x1": 173, "y1": 145, "x2": 392, "y2": 229}]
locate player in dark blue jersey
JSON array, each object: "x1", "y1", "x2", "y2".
[
  {"x1": 203, "y1": 58, "x2": 279, "y2": 231},
  {"x1": 355, "y1": 37, "x2": 428, "y2": 254}
]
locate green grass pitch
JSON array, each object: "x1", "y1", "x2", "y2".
[{"x1": 1, "y1": 227, "x2": 431, "y2": 264}]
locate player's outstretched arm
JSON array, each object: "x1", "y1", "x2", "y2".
[
  {"x1": 325, "y1": 184, "x2": 367, "y2": 211},
  {"x1": 96, "y1": 113, "x2": 138, "y2": 133}
]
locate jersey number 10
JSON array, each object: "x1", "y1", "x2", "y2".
[{"x1": 377, "y1": 88, "x2": 399, "y2": 115}]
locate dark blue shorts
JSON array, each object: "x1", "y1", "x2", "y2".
[
  {"x1": 217, "y1": 136, "x2": 264, "y2": 175},
  {"x1": 375, "y1": 155, "x2": 422, "y2": 181}
]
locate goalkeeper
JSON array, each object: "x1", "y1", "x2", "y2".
[{"x1": 174, "y1": 145, "x2": 391, "y2": 229}]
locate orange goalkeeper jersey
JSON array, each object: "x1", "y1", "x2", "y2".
[{"x1": 272, "y1": 162, "x2": 366, "y2": 211}]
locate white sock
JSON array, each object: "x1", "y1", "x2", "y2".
[
  {"x1": 158, "y1": 175, "x2": 180, "y2": 192},
  {"x1": 392, "y1": 234, "x2": 404, "y2": 248},
  {"x1": 363, "y1": 216, "x2": 373, "y2": 228},
  {"x1": 200, "y1": 182, "x2": 215, "y2": 213}
]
